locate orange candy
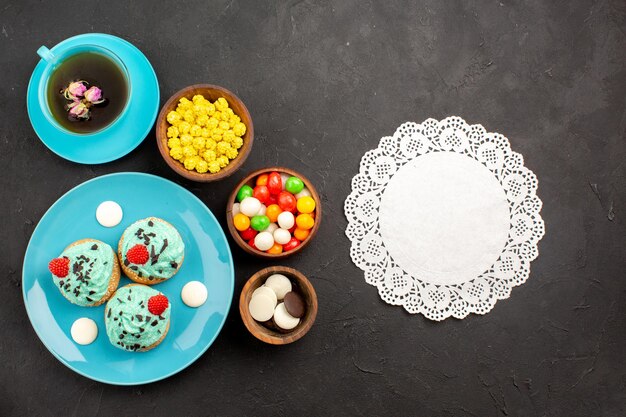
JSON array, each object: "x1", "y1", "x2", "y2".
[
  {"x1": 256, "y1": 174, "x2": 269, "y2": 186},
  {"x1": 233, "y1": 213, "x2": 250, "y2": 231},
  {"x1": 294, "y1": 228, "x2": 310, "y2": 241},
  {"x1": 267, "y1": 243, "x2": 283, "y2": 254},
  {"x1": 296, "y1": 213, "x2": 314, "y2": 230},
  {"x1": 266, "y1": 204, "x2": 282, "y2": 223}
]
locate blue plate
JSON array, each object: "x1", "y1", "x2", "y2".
[
  {"x1": 26, "y1": 34, "x2": 159, "y2": 164},
  {"x1": 22, "y1": 173, "x2": 234, "y2": 385}
]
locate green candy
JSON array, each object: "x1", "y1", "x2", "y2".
[
  {"x1": 250, "y1": 215, "x2": 270, "y2": 231},
  {"x1": 237, "y1": 184, "x2": 254, "y2": 202},
  {"x1": 285, "y1": 176, "x2": 304, "y2": 194}
]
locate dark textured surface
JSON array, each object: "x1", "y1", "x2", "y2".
[{"x1": 1, "y1": 0, "x2": 625, "y2": 416}]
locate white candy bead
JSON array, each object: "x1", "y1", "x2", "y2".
[
  {"x1": 266, "y1": 223, "x2": 278, "y2": 234},
  {"x1": 277, "y1": 211, "x2": 295, "y2": 230},
  {"x1": 265, "y1": 274, "x2": 292, "y2": 300},
  {"x1": 258, "y1": 204, "x2": 267, "y2": 216},
  {"x1": 295, "y1": 188, "x2": 311, "y2": 200},
  {"x1": 181, "y1": 281, "x2": 208, "y2": 307},
  {"x1": 254, "y1": 232, "x2": 274, "y2": 251},
  {"x1": 273, "y1": 228, "x2": 291, "y2": 245},
  {"x1": 252, "y1": 286, "x2": 277, "y2": 305},
  {"x1": 249, "y1": 293, "x2": 276, "y2": 322},
  {"x1": 232, "y1": 203, "x2": 240, "y2": 217},
  {"x1": 273, "y1": 302, "x2": 300, "y2": 330},
  {"x1": 280, "y1": 173, "x2": 290, "y2": 190},
  {"x1": 95, "y1": 201, "x2": 123, "y2": 227},
  {"x1": 71, "y1": 318, "x2": 98, "y2": 345},
  {"x1": 240, "y1": 197, "x2": 262, "y2": 217}
]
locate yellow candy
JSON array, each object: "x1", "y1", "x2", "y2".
[
  {"x1": 196, "y1": 114, "x2": 209, "y2": 127},
  {"x1": 225, "y1": 147, "x2": 238, "y2": 159},
  {"x1": 212, "y1": 111, "x2": 221, "y2": 121},
  {"x1": 225, "y1": 108, "x2": 234, "y2": 117},
  {"x1": 202, "y1": 149, "x2": 216, "y2": 162},
  {"x1": 222, "y1": 130, "x2": 235, "y2": 143},
  {"x1": 205, "y1": 103, "x2": 216, "y2": 115},
  {"x1": 208, "y1": 161, "x2": 221, "y2": 173},
  {"x1": 216, "y1": 141, "x2": 230, "y2": 155},
  {"x1": 178, "y1": 121, "x2": 191, "y2": 134},
  {"x1": 196, "y1": 159, "x2": 209, "y2": 173},
  {"x1": 193, "y1": 104, "x2": 206, "y2": 115},
  {"x1": 219, "y1": 111, "x2": 229, "y2": 122},
  {"x1": 180, "y1": 134, "x2": 193, "y2": 146},
  {"x1": 192, "y1": 136, "x2": 206, "y2": 150},
  {"x1": 183, "y1": 110, "x2": 195, "y2": 123},
  {"x1": 297, "y1": 196, "x2": 316, "y2": 214},
  {"x1": 233, "y1": 213, "x2": 250, "y2": 231},
  {"x1": 192, "y1": 95, "x2": 204, "y2": 105},
  {"x1": 229, "y1": 114, "x2": 241, "y2": 125},
  {"x1": 169, "y1": 146, "x2": 183, "y2": 160},
  {"x1": 219, "y1": 121, "x2": 230, "y2": 131},
  {"x1": 166, "y1": 111, "x2": 182, "y2": 126},
  {"x1": 179, "y1": 97, "x2": 192, "y2": 109},
  {"x1": 233, "y1": 122, "x2": 246, "y2": 137},
  {"x1": 217, "y1": 155, "x2": 229, "y2": 168},
  {"x1": 205, "y1": 138, "x2": 217, "y2": 151},
  {"x1": 184, "y1": 155, "x2": 200, "y2": 170},
  {"x1": 214, "y1": 97, "x2": 229, "y2": 111},
  {"x1": 189, "y1": 124, "x2": 202, "y2": 136},
  {"x1": 232, "y1": 137, "x2": 243, "y2": 149},
  {"x1": 167, "y1": 125, "x2": 179, "y2": 138},
  {"x1": 167, "y1": 138, "x2": 181, "y2": 149},
  {"x1": 207, "y1": 118, "x2": 219, "y2": 130},
  {"x1": 182, "y1": 145, "x2": 197, "y2": 158}
]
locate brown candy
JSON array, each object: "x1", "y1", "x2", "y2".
[{"x1": 283, "y1": 291, "x2": 305, "y2": 318}]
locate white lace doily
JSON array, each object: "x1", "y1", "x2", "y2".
[{"x1": 344, "y1": 116, "x2": 545, "y2": 321}]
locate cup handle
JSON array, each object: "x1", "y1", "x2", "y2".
[{"x1": 37, "y1": 46, "x2": 54, "y2": 62}]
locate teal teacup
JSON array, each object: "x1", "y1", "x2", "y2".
[{"x1": 37, "y1": 44, "x2": 131, "y2": 136}]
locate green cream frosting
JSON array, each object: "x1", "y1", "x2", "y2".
[
  {"x1": 105, "y1": 285, "x2": 171, "y2": 351},
  {"x1": 121, "y1": 218, "x2": 184, "y2": 281},
  {"x1": 52, "y1": 240, "x2": 114, "y2": 306}
]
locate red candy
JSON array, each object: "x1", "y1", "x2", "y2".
[
  {"x1": 283, "y1": 237, "x2": 300, "y2": 252},
  {"x1": 267, "y1": 172, "x2": 282, "y2": 195},
  {"x1": 253, "y1": 185, "x2": 270, "y2": 204},
  {"x1": 278, "y1": 191, "x2": 296, "y2": 212},
  {"x1": 240, "y1": 227, "x2": 258, "y2": 241},
  {"x1": 267, "y1": 194, "x2": 278, "y2": 205},
  {"x1": 248, "y1": 238, "x2": 257, "y2": 249}
]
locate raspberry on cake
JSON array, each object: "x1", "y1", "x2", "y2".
[
  {"x1": 126, "y1": 244, "x2": 149, "y2": 265},
  {"x1": 48, "y1": 257, "x2": 70, "y2": 278},
  {"x1": 148, "y1": 294, "x2": 169, "y2": 316}
]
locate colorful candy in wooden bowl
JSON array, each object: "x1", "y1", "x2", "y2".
[
  {"x1": 156, "y1": 84, "x2": 254, "y2": 182},
  {"x1": 226, "y1": 167, "x2": 321, "y2": 258},
  {"x1": 239, "y1": 266, "x2": 318, "y2": 345}
]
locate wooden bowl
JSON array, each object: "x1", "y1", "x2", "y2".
[
  {"x1": 239, "y1": 266, "x2": 318, "y2": 345},
  {"x1": 226, "y1": 167, "x2": 322, "y2": 258},
  {"x1": 156, "y1": 84, "x2": 254, "y2": 182}
]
